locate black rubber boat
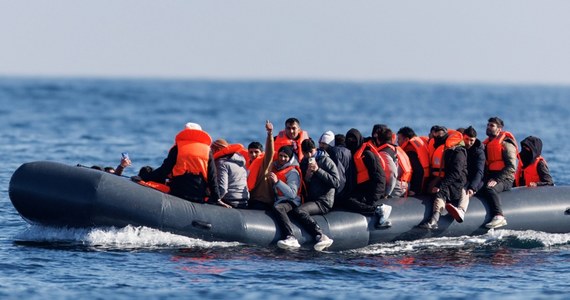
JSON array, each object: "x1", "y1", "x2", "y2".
[{"x1": 9, "y1": 161, "x2": 570, "y2": 251}]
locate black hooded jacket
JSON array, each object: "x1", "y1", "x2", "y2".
[
  {"x1": 517, "y1": 136, "x2": 554, "y2": 186},
  {"x1": 345, "y1": 128, "x2": 386, "y2": 204},
  {"x1": 465, "y1": 138, "x2": 485, "y2": 192}
]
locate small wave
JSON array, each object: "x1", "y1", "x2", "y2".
[
  {"x1": 351, "y1": 229, "x2": 570, "y2": 255},
  {"x1": 14, "y1": 225, "x2": 240, "y2": 250}
]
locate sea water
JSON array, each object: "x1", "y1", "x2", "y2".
[{"x1": 1, "y1": 77, "x2": 569, "y2": 299}]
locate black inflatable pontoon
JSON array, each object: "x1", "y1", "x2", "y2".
[{"x1": 9, "y1": 161, "x2": 570, "y2": 251}]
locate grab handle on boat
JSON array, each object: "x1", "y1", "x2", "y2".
[{"x1": 192, "y1": 220, "x2": 212, "y2": 230}]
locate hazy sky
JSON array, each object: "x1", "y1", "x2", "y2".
[{"x1": 2, "y1": 1, "x2": 570, "y2": 85}]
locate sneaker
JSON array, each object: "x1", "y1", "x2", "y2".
[
  {"x1": 313, "y1": 234, "x2": 334, "y2": 251},
  {"x1": 277, "y1": 235, "x2": 301, "y2": 249},
  {"x1": 375, "y1": 204, "x2": 393, "y2": 227},
  {"x1": 445, "y1": 203, "x2": 465, "y2": 223},
  {"x1": 485, "y1": 215, "x2": 507, "y2": 229}
]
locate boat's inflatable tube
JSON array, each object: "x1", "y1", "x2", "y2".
[{"x1": 9, "y1": 161, "x2": 570, "y2": 251}]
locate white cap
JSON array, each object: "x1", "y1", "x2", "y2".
[
  {"x1": 185, "y1": 122, "x2": 202, "y2": 130},
  {"x1": 319, "y1": 130, "x2": 335, "y2": 147}
]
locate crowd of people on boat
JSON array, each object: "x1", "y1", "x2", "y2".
[{"x1": 93, "y1": 116, "x2": 554, "y2": 251}]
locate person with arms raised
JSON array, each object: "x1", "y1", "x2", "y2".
[{"x1": 247, "y1": 120, "x2": 276, "y2": 210}]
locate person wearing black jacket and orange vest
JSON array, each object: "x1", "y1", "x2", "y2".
[
  {"x1": 138, "y1": 122, "x2": 222, "y2": 206},
  {"x1": 397, "y1": 126, "x2": 430, "y2": 196},
  {"x1": 419, "y1": 129, "x2": 468, "y2": 229},
  {"x1": 481, "y1": 117, "x2": 517, "y2": 229},
  {"x1": 288, "y1": 138, "x2": 340, "y2": 251},
  {"x1": 339, "y1": 128, "x2": 392, "y2": 228},
  {"x1": 514, "y1": 136, "x2": 554, "y2": 187}
]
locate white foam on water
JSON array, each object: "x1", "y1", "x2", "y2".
[
  {"x1": 15, "y1": 225, "x2": 240, "y2": 249},
  {"x1": 351, "y1": 230, "x2": 570, "y2": 255}
]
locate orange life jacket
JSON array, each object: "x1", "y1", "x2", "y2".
[
  {"x1": 401, "y1": 136, "x2": 430, "y2": 179},
  {"x1": 427, "y1": 130, "x2": 463, "y2": 178},
  {"x1": 247, "y1": 153, "x2": 265, "y2": 190},
  {"x1": 483, "y1": 131, "x2": 517, "y2": 172},
  {"x1": 213, "y1": 143, "x2": 248, "y2": 160},
  {"x1": 354, "y1": 141, "x2": 384, "y2": 184},
  {"x1": 375, "y1": 143, "x2": 412, "y2": 183},
  {"x1": 515, "y1": 156, "x2": 545, "y2": 187},
  {"x1": 137, "y1": 180, "x2": 171, "y2": 193},
  {"x1": 171, "y1": 128, "x2": 212, "y2": 181},
  {"x1": 272, "y1": 165, "x2": 303, "y2": 200},
  {"x1": 273, "y1": 130, "x2": 309, "y2": 162}
]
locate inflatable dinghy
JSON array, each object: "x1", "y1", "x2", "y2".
[{"x1": 9, "y1": 161, "x2": 570, "y2": 251}]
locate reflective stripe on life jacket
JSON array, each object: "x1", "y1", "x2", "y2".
[
  {"x1": 354, "y1": 141, "x2": 384, "y2": 184},
  {"x1": 171, "y1": 129, "x2": 212, "y2": 181},
  {"x1": 427, "y1": 129, "x2": 463, "y2": 178},
  {"x1": 515, "y1": 156, "x2": 545, "y2": 187},
  {"x1": 402, "y1": 136, "x2": 430, "y2": 179},
  {"x1": 483, "y1": 131, "x2": 517, "y2": 172},
  {"x1": 213, "y1": 143, "x2": 248, "y2": 160},
  {"x1": 273, "y1": 130, "x2": 309, "y2": 162}
]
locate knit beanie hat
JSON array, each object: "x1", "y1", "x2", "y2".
[
  {"x1": 278, "y1": 145, "x2": 295, "y2": 161},
  {"x1": 211, "y1": 139, "x2": 229, "y2": 153},
  {"x1": 319, "y1": 131, "x2": 335, "y2": 147}
]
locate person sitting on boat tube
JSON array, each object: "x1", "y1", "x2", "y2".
[
  {"x1": 136, "y1": 122, "x2": 225, "y2": 206},
  {"x1": 211, "y1": 139, "x2": 250, "y2": 209},
  {"x1": 514, "y1": 136, "x2": 554, "y2": 187},
  {"x1": 290, "y1": 138, "x2": 340, "y2": 251},
  {"x1": 270, "y1": 145, "x2": 303, "y2": 249},
  {"x1": 273, "y1": 117, "x2": 309, "y2": 162},
  {"x1": 337, "y1": 128, "x2": 392, "y2": 229},
  {"x1": 418, "y1": 128, "x2": 468, "y2": 229},
  {"x1": 247, "y1": 120, "x2": 276, "y2": 211},
  {"x1": 480, "y1": 117, "x2": 517, "y2": 229}
]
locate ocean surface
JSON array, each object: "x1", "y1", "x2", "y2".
[{"x1": 1, "y1": 77, "x2": 570, "y2": 299}]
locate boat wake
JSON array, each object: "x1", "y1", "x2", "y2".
[
  {"x1": 14, "y1": 224, "x2": 570, "y2": 254},
  {"x1": 14, "y1": 225, "x2": 240, "y2": 250},
  {"x1": 353, "y1": 229, "x2": 570, "y2": 255}
]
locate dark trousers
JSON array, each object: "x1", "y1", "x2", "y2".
[
  {"x1": 480, "y1": 181, "x2": 511, "y2": 216},
  {"x1": 273, "y1": 202, "x2": 296, "y2": 239},
  {"x1": 292, "y1": 201, "x2": 329, "y2": 237},
  {"x1": 339, "y1": 197, "x2": 384, "y2": 215}
]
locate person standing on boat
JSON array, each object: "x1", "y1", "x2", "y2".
[
  {"x1": 418, "y1": 129, "x2": 468, "y2": 229},
  {"x1": 211, "y1": 139, "x2": 250, "y2": 209},
  {"x1": 338, "y1": 128, "x2": 392, "y2": 228},
  {"x1": 273, "y1": 118, "x2": 309, "y2": 162},
  {"x1": 480, "y1": 117, "x2": 517, "y2": 229},
  {"x1": 137, "y1": 122, "x2": 223, "y2": 206},
  {"x1": 514, "y1": 136, "x2": 554, "y2": 187},
  {"x1": 247, "y1": 120, "x2": 276, "y2": 210},
  {"x1": 271, "y1": 146, "x2": 303, "y2": 249},
  {"x1": 286, "y1": 138, "x2": 340, "y2": 251},
  {"x1": 318, "y1": 130, "x2": 354, "y2": 206}
]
